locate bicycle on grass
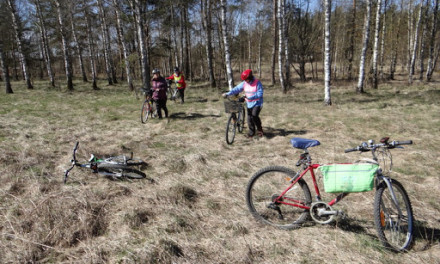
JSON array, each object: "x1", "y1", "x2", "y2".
[
  {"x1": 246, "y1": 137, "x2": 414, "y2": 252},
  {"x1": 141, "y1": 89, "x2": 157, "y2": 123},
  {"x1": 64, "y1": 142, "x2": 146, "y2": 184},
  {"x1": 223, "y1": 95, "x2": 246, "y2": 145}
]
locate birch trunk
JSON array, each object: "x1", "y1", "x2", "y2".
[
  {"x1": 7, "y1": 0, "x2": 33, "y2": 89},
  {"x1": 426, "y1": 0, "x2": 439, "y2": 81},
  {"x1": 0, "y1": 43, "x2": 13, "y2": 93},
  {"x1": 83, "y1": 0, "x2": 98, "y2": 89},
  {"x1": 324, "y1": 0, "x2": 332, "y2": 105},
  {"x1": 271, "y1": 0, "x2": 277, "y2": 85},
  {"x1": 409, "y1": 1, "x2": 422, "y2": 85},
  {"x1": 419, "y1": 0, "x2": 430, "y2": 80},
  {"x1": 356, "y1": 0, "x2": 372, "y2": 93},
  {"x1": 54, "y1": 0, "x2": 74, "y2": 90},
  {"x1": 98, "y1": 0, "x2": 115, "y2": 85},
  {"x1": 379, "y1": 0, "x2": 388, "y2": 80},
  {"x1": 278, "y1": 0, "x2": 286, "y2": 93},
  {"x1": 202, "y1": 0, "x2": 216, "y2": 88},
  {"x1": 34, "y1": 0, "x2": 55, "y2": 87},
  {"x1": 113, "y1": 0, "x2": 134, "y2": 91},
  {"x1": 69, "y1": 4, "x2": 88, "y2": 82},
  {"x1": 134, "y1": 0, "x2": 150, "y2": 90},
  {"x1": 220, "y1": 0, "x2": 234, "y2": 90},
  {"x1": 372, "y1": 0, "x2": 382, "y2": 89}
]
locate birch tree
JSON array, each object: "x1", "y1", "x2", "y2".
[
  {"x1": 134, "y1": 0, "x2": 150, "y2": 90},
  {"x1": 372, "y1": 0, "x2": 382, "y2": 89},
  {"x1": 278, "y1": 0, "x2": 286, "y2": 93},
  {"x1": 6, "y1": 0, "x2": 33, "y2": 89},
  {"x1": 54, "y1": 0, "x2": 74, "y2": 90},
  {"x1": 98, "y1": 0, "x2": 115, "y2": 85},
  {"x1": 271, "y1": 0, "x2": 278, "y2": 85},
  {"x1": 202, "y1": 0, "x2": 216, "y2": 88},
  {"x1": 83, "y1": 0, "x2": 98, "y2": 89},
  {"x1": 0, "y1": 42, "x2": 13, "y2": 93},
  {"x1": 356, "y1": 0, "x2": 372, "y2": 93},
  {"x1": 69, "y1": 2, "x2": 88, "y2": 82},
  {"x1": 409, "y1": 0, "x2": 423, "y2": 85},
  {"x1": 426, "y1": 0, "x2": 439, "y2": 81},
  {"x1": 324, "y1": 0, "x2": 331, "y2": 105},
  {"x1": 33, "y1": 0, "x2": 55, "y2": 87},
  {"x1": 220, "y1": 0, "x2": 234, "y2": 90},
  {"x1": 113, "y1": 0, "x2": 134, "y2": 91}
]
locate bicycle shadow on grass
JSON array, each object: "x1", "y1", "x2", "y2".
[
  {"x1": 412, "y1": 220, "x2": 440, "y2": 251},
  {"x1": 262, "y1": 127, "x2": 307, "y2": 139},
  {"x1": 169, "y1": 112, "x2": 221, "y2": 120}
]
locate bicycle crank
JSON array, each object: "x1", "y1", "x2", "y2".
[{"x1": 310, "y1": 202, "x2": 343, "y2": 224}]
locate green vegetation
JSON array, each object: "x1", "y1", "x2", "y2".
[{"x1": 0, "y1": 79, "x2": 439, "y2": 263}]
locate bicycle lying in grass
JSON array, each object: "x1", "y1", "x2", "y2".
[
  {"x1": 64, "y1": 142, "x2": 146, "y2": 183},
  {"x1": 223, "y1": 95, "x2": 246, "y2": 144},
  {"x1": 141, "y1": 89, "x2": 157, "y2": 123},
  {"x1": 246, "y1": 137, "x2": 414, "y2": 252}
]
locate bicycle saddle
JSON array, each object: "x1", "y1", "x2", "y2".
[{"x1": 290, "y1": 138, "x2": 321, "y2": 149}]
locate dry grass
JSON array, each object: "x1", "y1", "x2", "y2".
[{"x1": 0, "y1": 77, "x2": 439, "y2": 263}]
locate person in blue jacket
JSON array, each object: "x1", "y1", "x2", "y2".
[{"x1": 223, "y1": 69, "x2": 264, "y2": 137}]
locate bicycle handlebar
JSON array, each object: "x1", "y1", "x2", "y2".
[{"x1": 344, "y1": 139, "x2": 412, "y2": 153}]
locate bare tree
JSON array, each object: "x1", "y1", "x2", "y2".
[
  {"x1": 409, "y1": 0, "x2": 423, "y2": 85},
  {"x1": 6, "y1": 0, "x2": 33, "y2": 89},
  {"x1": 33, "y1": 0, "x2": 55, "y2": 87},
  {"x1": 347, "y1": 0, "x2": 356, "y2": 81},
  {"x1": 278, "y1": 0, "x2": 286, "y2": 93},
  {"x1": 202, "y1": 0, "x2": 216, "y2": 88},
  {"x1": 427, "y1": 0, "x2": 439, "y2": 81},
  {"x1": 220, "y1": 0, "x2": 234, "y2": 90},
  {"x1": 0, "y1": 42, "x2": 13, "y2": 93},
  {"x1": 113, "y1": 0, "x2": 134, "y2": 91},
  {"x1": 69, "y1": 1, "x2": 88, "y2": 82},
  {"x1": 54, "y1": 0, "x2": 74, "y2": 90},
  {"x1": 372, "y1": 0, "x2": 383, "y2": 89},
  {"x1": 134, "y1": 0, "x2": 150, "y2": 90},
  {"x1": 98, "y1": 0, "x2": 115, "y2": 85},
  {"x1": 324, "y1": 0, "x2": 332, "y2": 105},
  {"x1": 271, "y1": 0, "x2": 278, "y2": 85},
  {"x1": 356, "y1": 0, "x2": 372, "y2": 93},
  {"x1": 83, "y1": 0, "x2": 98, "y2": 90}
]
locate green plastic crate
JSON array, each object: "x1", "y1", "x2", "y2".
[{"x1": 319, "y1": 163, "x2": 379, "y2": 193}]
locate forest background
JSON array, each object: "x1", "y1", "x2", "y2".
[{"x1": 1, "y1": 0, "x2": 440, "y2": 263}]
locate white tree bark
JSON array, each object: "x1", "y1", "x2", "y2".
[
  {"x1": 356, "y1": 0, "x2": 372, "y2": 93},
  {"x1": 97, "y1": 0, "x2": 114, "y2": 85},
  {"x1": 134, "y1": 0, "x2": 150, "y2": 90},
  {"x1": 426, "y1": 0, "x2": 439, "y2": 81},
  {"x1": 83, "y1": 0, "x2": 98, "y2": 89},
  {"x1": 278, "y1": 0, "x2": 286, "y2": 92},
  {"x1": 324, "y1": 0, "x2": 332, "y2": 105},
  {"x1": 409, "y1": 0, "x2": 423, "y2": 85},
  {"x1": 7, "y1": 0, "x2": 33, "y2": 89},
  {"x1": 113, "y1": 0, "x2": 134, "y2": 91},
  {"x1": 54, "y1": 0, "x2": 73, "y2": 90},
  {"x1": 372, "y1": 0, "x2": 382, "y2": 89},
  {"x1": 220, "y1": 0, "x2": 234, "y2": 90}
]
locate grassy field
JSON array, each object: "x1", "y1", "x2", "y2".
[{"x1": 0, "y1": 77, "x2": 439, "y2": 263}]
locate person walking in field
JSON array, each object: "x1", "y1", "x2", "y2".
[
  {"x1": 151, "y1": 68, "x2": 168, "y2": 119},
  {"x1": 166, "y1": 67, "x2": 186, "y2": 104},
  {"x1": 223, "y1": 69, "x2": 264, "y2": 138}
]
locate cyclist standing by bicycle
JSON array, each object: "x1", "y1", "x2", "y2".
[
  {"x1": 166, "y1": 67, "x2": 186, "y2": 104},
  {"x1": 223, "y1": 69, "x2": 264, "y2": 138},
  {"x1": 151, "y1": 68, "x2": 168, "y2": 119}
]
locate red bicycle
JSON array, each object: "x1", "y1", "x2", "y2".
[{"x1": 246, "y1": 137, "x2": 414, "y2": 252}]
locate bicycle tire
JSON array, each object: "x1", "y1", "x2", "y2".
[
  {"x1": 237, "y1": 106, "x2": 245, "y2": 133},
  {"x1": 246, "y1": 166, "x2": 312, "y2": 229},
  {"x1": 97, "y1": 163, "x2": 146, "y2": 179},
  {"x1": 141, "y1": 100, "x2": 151, "y2": 123},
  {"x1": 225, "y1": 114, "x2": 237, "y2": 144},
  {"x1": 373, "y1": 179, "x2": 414, "y2": 252}
]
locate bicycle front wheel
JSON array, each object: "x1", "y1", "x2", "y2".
[
  {"x1": 98, "y1": 163, "x2": 146, "y2": 179},
  {"x1": 225, "y1": 114, "x2": 237, "y2": 144},
  {"x1": 104, "y1": 156, "x2": 145, "y2": 166},
  {"x1": 141, "y1": 101, "x2": 151, "y2": 123},
  {"x1": 237, "y1": 107, "x2": 245, "y2": 133},
  {"x1": 246, "y1": 166, "x2": 312, "y2": 229},
  {"x1": 373, "y1": 179, "x2": 414, "y2": 252}
]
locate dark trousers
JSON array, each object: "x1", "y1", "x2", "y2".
[
  {"x1": 155, "y1": 99, "x2": 168, "y2": 118},
  {"x1": 178, "y1": 88, "x2": 185, "y2": 103},
  {"x1": 247, "y1": 106, "x2": 262, "y2": 136}
]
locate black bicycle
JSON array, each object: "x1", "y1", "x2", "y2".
[
  {"x1": 141, "y1": 89, "x2": 157, "y2": 123},
  {"x1": 224, "y1": 95, "x2": 246, "y2": 144},
  {"x1": 63, "y1": 142, "x2": 146, "y2": 183}
]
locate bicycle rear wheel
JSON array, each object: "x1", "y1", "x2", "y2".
[
  {"x1": 97, "y1": 163, "x2": 146, "y2": 179},
  {"x1": 225, "y1": 114, "x2": 237, "y2": 144},
  {"x1": 141, "y1": 100, "x2": 151, "y2": 123},
  {"x1": 246, "y1": 166, "x2": 312, "y2": 229},
  {"x1": 373, "y1": 179, "x2": 414, "y2": 252},
  {"x1": 237, "y1": 107, "x2": 245, "y2": 133},
  {"x1": 104, "y1": 156, "x2": 145, "y2": 166}
]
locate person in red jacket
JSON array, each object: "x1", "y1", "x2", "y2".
[{"x1": 166, "y1": 67, "x2": 186, "y2": 104}]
